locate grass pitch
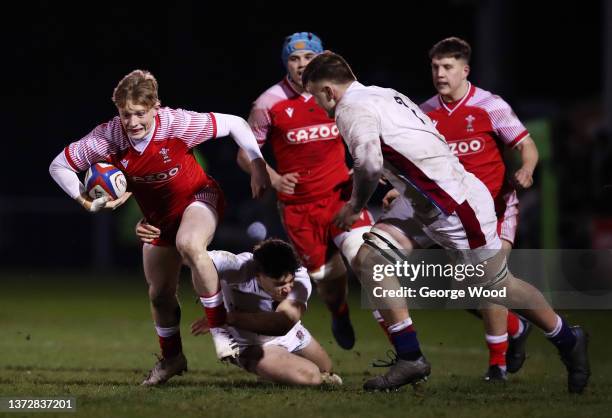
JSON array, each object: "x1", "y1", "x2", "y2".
[{"x1": 1, "y1": 271, "x2": 611, "y2": 418}]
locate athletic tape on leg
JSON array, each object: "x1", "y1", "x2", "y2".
[{"x1": 362, "y1": 231, "x2": 406, "y2": 265}]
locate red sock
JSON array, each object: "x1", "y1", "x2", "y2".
[
  {"x1": 486, "y1": 334, "x2": 508, "y2": 367},
  {"x1": 507, "y1": 312, "x2": 520, "y2": 338},
  {"x1": 200, "y1": 291, "x2": 227, "y2": 328},
  {"x1": 159, "y1": 333, "x2": 183, "y2": 358},
  {"x1": 155, "y1": 325, "x2": 182, "y2": 358},
  {"x1": 332, "y1": 301, "x2": 349, "y2": 318},
  {"x1": 373, "y1": 310, "x2": 392, "y2": 343}
]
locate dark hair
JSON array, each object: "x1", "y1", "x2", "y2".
[
  {"x1": 253, "y1": 239, "x2": 301, "y2": 279},
  {"x1": 428, "y1": 37, "x2": 472, "y2": 62},
  {"x1": 302, "y1": 51, "x2": 356, "y2": 86}
]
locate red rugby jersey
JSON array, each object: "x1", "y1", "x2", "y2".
[
  {"x1": 420, "y1": 83, "x2": 528, "y2": 199},
  {"x1": 64, "y1": 107, "x2": 218, "y2": 228},
  {"x1": 248, "y1": 78, "x2": 349, "y2": 204}
]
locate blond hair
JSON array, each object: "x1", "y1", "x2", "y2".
[{"x1": 112, "y1": 69, "x2": 159, "y2": 109}]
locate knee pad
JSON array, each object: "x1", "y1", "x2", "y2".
[{"x1": 308, "y1": 252, "x2": 347, "y2": 283}]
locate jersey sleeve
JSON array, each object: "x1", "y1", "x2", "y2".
[
  {"x1": 286, "y1": 267, "x2": 312, "y2": 306},
  {"x1": 49, "y1": 151, "x2": 85, "y2": 199},
  {"x1": 336, "y1": 103, "x2": 382, "y2": 155},
  {"x1": 64, "y1": 119, "x2": 120, "y2": 171},
  {"x1": 170, "y1": 108, "x2": 218, "y2": 149},
  {"x1": 419, "y1": 95, "x2": 440, "y2": 114},
  {"x1": 247, "y1": 101, "x2": 272, "y2": 146},
  {"x1": 485, "y1": 96, "x2": 529, "y2": 148}
]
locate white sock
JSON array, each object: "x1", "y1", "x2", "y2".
[
  {"x1": 543, "y1": 315, "x2": 563, "y2": 338},
  {"x1": 372, "y1": 309, "x2": 383, "y2": 321},
  {"x1": 387, "y1": 317, "x2": 413, "y2": 334},
  {"x1": 511, "y1": 318, "x2": 525, "y2": 339},
  {"x1": 200, "y1": 290, "x2": 223, "y2": 308},
  {"x1": 485, "y1": 333, "x2": 509, "y2": 344},
  {"x1": 155, "y1": 324, "x2": 180, "y2": 338}
]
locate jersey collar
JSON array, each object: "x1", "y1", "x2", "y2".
[
  {"x1": 283, "y1": 76, "x2": 313, "y2": 102},
  {"x1": 438, "y1": 82, "x2": 474, "y2": 115},
  {"x1": 128, "y1": 115, "x2": 158, "y2": 154},
  {"x1": 337, "y1": 80, "x2": 363, "y2": 106},
  {"x1": 345, "y1": 80, "x2": 363, "y2": 93}
]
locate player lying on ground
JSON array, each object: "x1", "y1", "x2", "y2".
[
  {"x1": 135, "y1": 231, "x2": 342, "y2": 386},
  {"x1": 302, "y1": 52, "x2": 590, "y2": 393},
  {"x1": 50, "y1": 69, "x2": 271, "y2": 386},
  {"x1": 236, "y1": 32, "x2": 374, "y2": 350}
]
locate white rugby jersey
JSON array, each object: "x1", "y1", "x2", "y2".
[
  {"x1": 209, "y1": 250, "x2": 311, "y2": 345},
  {"x1": 336, "y1": 81, "x2": 478, "y2": 217}
]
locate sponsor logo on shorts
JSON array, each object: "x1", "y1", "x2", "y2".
[
  {"x1": 286, "y1": 123, "x2": 339, "y2": 144},
  {"x1": 448, "y1": 137, "x2": 485, "y2": 156},
  {"x1": 296, "y1": 330, "x2": 304, "y2": 341},
  {"x1": 131, "y1": 165, "x2": 181, "y2": 183}
]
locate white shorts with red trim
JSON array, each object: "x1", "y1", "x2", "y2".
[
  {"x1": 497, "y1": 189, "x2": 519, "y2": 245},
  {"x1": 379, "y1": 174, "x2": 501, "y2": 263},
  {"x1": 383, "y1": 185, "x2": 519, "y2": 249},
  {"x1": 230, "y1": 322, "x2": 312, "y2": 370}
]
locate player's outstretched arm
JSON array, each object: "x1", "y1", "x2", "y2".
[
  {"x1": 333, "y1": 137, "x2": 382, "y2": 230},
  {"x1": 333, "y1": 105, "x2": 383, "y2": 230},
  {"x1": 215, "y1": 113, "x2": 271, "y2": 198},
  {"x1": 227, "y1": 299, "x2": 305, "y2": 336},
  {"x1": 513, "y1": 135, "x2": 539, "y2": 189},
  {"x1": 237, "y1": 148, "x2": 300, "y2": 195},
  {"x1": 249, "y1": 158, "x2": 272, "y2": 199}
]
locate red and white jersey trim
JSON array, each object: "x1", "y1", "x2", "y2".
[
  {"x1": 438, "y1": 82, "x2": 473, "y2": 116},
  {"x1": 422, "y1": 84, "x2": 528, "y2": 148}
]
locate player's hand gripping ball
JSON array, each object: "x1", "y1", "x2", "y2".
[{"x1": 84, "y1": 163, "x2": 127, "y2": 200}]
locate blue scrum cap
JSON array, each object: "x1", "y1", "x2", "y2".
[{"x1": 281, "y1": 32, "x2": 323, "y2": 66}]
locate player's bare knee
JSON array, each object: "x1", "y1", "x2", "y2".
[
  {"x1": 351, "y1": 243, "x2": 371, "y2": 282},
  {"x1": 175, "y1": 235, "x2": 207, "y2": 264},
  {"x1": 296, "y1": 363, "x2": 322, "y2": 386}
]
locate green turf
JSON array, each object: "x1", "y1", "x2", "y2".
[{"x1": 1, "y1": 272, "x2": 610, "y2": 418}]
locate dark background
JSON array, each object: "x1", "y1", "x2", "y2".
[{"x1": 1, "y1": 0, "x2": 610, "y2": 271}]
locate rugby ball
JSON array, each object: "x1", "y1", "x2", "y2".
[{"x1": 84, "y1": 163, "x2": 127, "y2": 200}]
